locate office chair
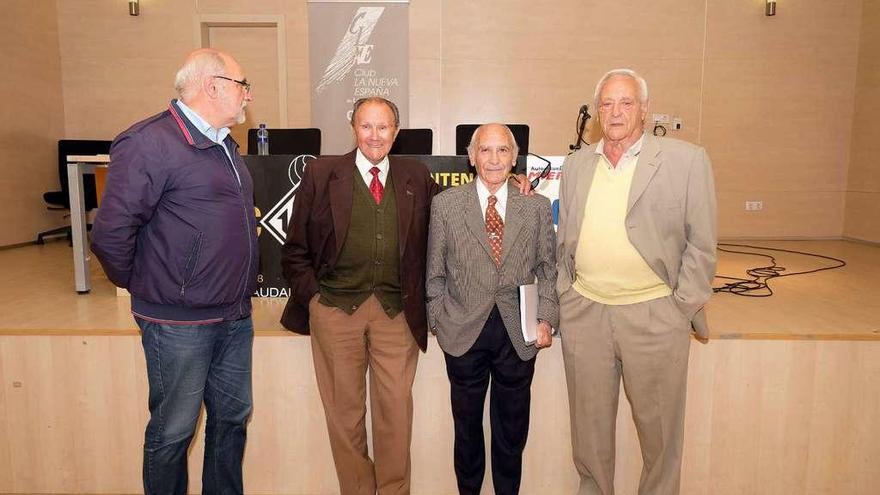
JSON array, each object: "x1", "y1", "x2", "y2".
[
  {"x1": 36, "y1": 139, "x2": 112, "y2": 244},
  {"x1": 455, "y1": 124, "x2": 530, "y2": 156},
  {"x1": 390, "y1": 128, "x2": 433, "y2": 155},
  {"x1": 246, "y1": 128, "x2": 321, "y2": 156}
]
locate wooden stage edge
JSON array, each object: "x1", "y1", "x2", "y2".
[
  {"x1": 3, "y1": 239, "x2": 879, "y2": 495},
  {"x1": 3, "y1": 329, "x2": 880, "y2": 341},
  {"x1": 1, "y1": 238, "x2": 878, "y2": 341}
]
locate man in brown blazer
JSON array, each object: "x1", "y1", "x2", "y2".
[
  {"x1": 426, "y1": 124, "x2": 558, "y2": 494},
  {"x1": 556, "y1": 69, "x2": 717, "y2": 495},
  {"x1": 280, "y1": 97, "x2": 439, "y2": 495}
]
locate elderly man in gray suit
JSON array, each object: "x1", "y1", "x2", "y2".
[
  {"x1": 426, "y1": 123, "x2": 558, "y2": 495},
  {"x1": 557, "y1": 69, "x2": 717, "y2": 495}
]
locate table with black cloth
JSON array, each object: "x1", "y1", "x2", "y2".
[
  {"x1": 68, "y1": 154, "x2": 524, "y2": 294},
  {"x1": 248, "y1": 154, "x2": 525, "y2": 297}
]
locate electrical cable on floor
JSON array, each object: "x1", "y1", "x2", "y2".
[{"x1": 713, "y1": 243, "x2": 846, "y2": 297}]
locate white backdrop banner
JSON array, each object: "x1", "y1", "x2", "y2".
[{"x1": 308, "y1": 0, "x2": 409, "y2": 154}]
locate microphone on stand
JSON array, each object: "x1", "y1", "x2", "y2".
[
  {"x1": 579, "y1": 104, "x2": 589, "y2": 118},
  {"x1": 569, "y1": 104, "x2": 591, "y2": 152}
]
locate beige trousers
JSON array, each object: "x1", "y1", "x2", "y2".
[
  {"x1": 560, "y1": 289, "x2": 692, "y2": 495},
  {"x1": 309, "y1": 295, "x2": 419, "y2": 495}
]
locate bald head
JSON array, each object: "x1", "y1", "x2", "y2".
[
  {"x1": 174, "y1": 49, "x2": 232, "y2": 102},
  {"x1": 468, "y1": 123, "x2": 518, "y2": 193},
  {"x1": 173, "y1": 48, "x2": 251, "y2": 129},
  {"x1": 467, "y1": 123, "x2": 519, "y2": 159}
]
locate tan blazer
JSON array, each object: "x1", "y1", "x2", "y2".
[
  {"x1": 426, "y1": 181, "x2": 559, "y2": 360},
  {"x1": 556, "y1": 135, "x2": 717, "y2": 338}
]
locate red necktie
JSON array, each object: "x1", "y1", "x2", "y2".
[
  {"x1": 369, "y1": 167, "x2": 384, "y2": 204},
  {"x1": 485, "y1": 195, "x2": 503, "y2": 266}
]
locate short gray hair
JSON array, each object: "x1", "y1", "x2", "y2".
[
  {"x1": 174, "y1": 49, "x2": 228, "y2": 102},
  {"x1": 466, "y1": 124, "x2": 520, "y2": 158},
  {"x1": 350, "y1": 97, "x2": 400, "y2": 128},
  {"x1": 593, "y1": 68, "x2": 649, "y2": 107}
]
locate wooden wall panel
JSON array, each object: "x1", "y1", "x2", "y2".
[
  {"x1": 437, "y1": 0, "x2": 707, "y2": 155},
  {"x1": 2, "y1": 336, "x2": 878, "y2": 494},
  {"x1": 845, "y1": 0, "x2": 880, "y2": 242},
  {"x1": 0, "y1": 0, "x2": 870, "y2": 245},
  {"x1": 0, "y1": 0, "x2": 66, "y2": 246},
  {"x1": 55, "y1": 0, "x2": 195, "y2": 141},
  {"x1": 701, "y1": 0, "x2": 860, "y2": 239},
  {"x1": 0, "y1": 0, "x2": 864, "y2": 245}
]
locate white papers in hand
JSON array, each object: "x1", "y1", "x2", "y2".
[{"x1": 519, "y1": 283, "x2": 538, "y2": 344}]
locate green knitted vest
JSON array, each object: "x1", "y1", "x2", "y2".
[{"x1": 318, "y1": 169, "x2": 402, "y2": 317}]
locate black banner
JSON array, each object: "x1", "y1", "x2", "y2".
[{"x1": 246, "y1": 154, "x2": 525, "y2": 297}]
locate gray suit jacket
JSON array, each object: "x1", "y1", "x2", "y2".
[
  {"x1": 426, "y1": 182, "x2": 559, "y2": 360},
  {"x1": 556, "y1": 135, "x2": 717, "y2": 338}
]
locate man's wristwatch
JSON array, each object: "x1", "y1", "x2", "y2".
[{"x1": 537, "y1": 319, "x2": 557, "y2": 336}]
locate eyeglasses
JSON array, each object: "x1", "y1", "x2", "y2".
[
  {"x1": 527, "y1": 152, "x2": 552, "y2": 190},
  {"x1": 213, "y1": 75, "x2": 251, "y2": 93}
]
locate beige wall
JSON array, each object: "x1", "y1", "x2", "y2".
[
  {"x1": 55, "y1": 0, "x2": 312, "y2": 143},
  {"x1": 0, "y1": 1, "x2": 66, "y2": 246},
  {"x1": 55, "y1": 0, "x2": 199, "y2": 139},
  {"x1": 1, "y1": 0, "x2": 873, "y2": 245},
  {"x1": 704, "y1": 1, "x2": 860, "y2": 238},
  {"x1": 845, "y1": 0, "x2": 880, "y2": 242},
  {"x1": 434, "y1": 0, "x2": 862, "y2": 238}
]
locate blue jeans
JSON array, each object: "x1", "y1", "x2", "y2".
[{"x1": 137, "y1": 316, "x2": 254, "y2": 495}]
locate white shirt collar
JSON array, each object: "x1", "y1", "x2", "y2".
[
  {"x1": 595, "y1": 133, "x2": 645, "y2": 172},
  {"x1": 475, "y1": 178, "x2": 508, "y2": 221},
  {"x1": 175, "y1": 100, "x2": 231, "y2": 145},
  {"x1": 355, "y1": 148, "x2": 390, "y2": 187},
  {"x1": 175, "y1": 99, "x2": 239, "y2": 184}
]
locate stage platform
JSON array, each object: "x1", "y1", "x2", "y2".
[
  {"x1": 1, "y1": 239, "x2": 877, "y2": 339},
  {"x1": 1, "y1": 240, "x2": 878, "y2": 494}
]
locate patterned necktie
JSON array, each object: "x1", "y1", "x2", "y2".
[
  {"x1": 369, "y1": 166, "x2": 384, "y2": 204},
  {"x1": 485, "y1": 195, "x2": 504, "y2": 266}
]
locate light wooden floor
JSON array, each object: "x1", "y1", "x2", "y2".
[
  {"x1": 1, "y1": 239, "x2": 877, "y2": 339},
  {"x1": 1, "y1": 240, "x2": 878, "y2": 494},
  {"x1": 709, "y1": 240, "x2": 879, "y2": 340}
]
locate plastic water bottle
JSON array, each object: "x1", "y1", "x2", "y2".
[{"x1": 257, "y1": 124, "x2": 269, "y2": 155}]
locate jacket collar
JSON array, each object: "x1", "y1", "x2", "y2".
[
  {"x1": 389, "y1": 155, "x2": 415, "y2": 256},
  {"x1": 327, "y1": 150, "x2": 417, "y2": 258},
  {"x1": 328, "y1": 151, "x2": 357, "y2": 256},
  {"x1": 572, "y1": 134, "x2": 663, "y2": 218},
  {"x1": 626, "y1": 134, "x2": 661, "y2": 213},
  {"x1": 167, "y1": 99, "x2": 239, "y2": 153}
]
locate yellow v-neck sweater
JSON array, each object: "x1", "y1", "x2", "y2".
[{"x1": 572, "y1": 158, "x2": 671, "y2": 305}]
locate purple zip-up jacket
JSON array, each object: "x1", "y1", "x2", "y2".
[{"x1": 91, "y1": 100, "x2": 259, "y2": 324}]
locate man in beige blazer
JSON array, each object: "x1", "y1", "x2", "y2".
[
  {"x1": 426, "y1": 124, "x2": 558, "y2": 494},
  {"x1": 557, "y1": 69, "x2": 717, "y2": 495}
]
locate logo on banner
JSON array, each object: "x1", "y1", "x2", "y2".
[
  {"x1": 260, "y1": 155, "x2": 314, "y2": 244},
  {"x1": 315, "y1": 6, "x2": 385, "y2": 95}
]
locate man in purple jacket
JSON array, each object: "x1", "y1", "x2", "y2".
[{"x1": 90, "y1": 48, "x2": 258, "y2": 495}]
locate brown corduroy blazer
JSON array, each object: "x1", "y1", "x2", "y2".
[{"x1": 280, "y1": 150, "x2": 440, "y2": 351}]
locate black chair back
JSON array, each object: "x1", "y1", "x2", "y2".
[
  {"x1": 246, "y1": 128, "x2": 321, "y2": 155},
  {"x1": 53, "y1": 140, "x2": 112, "y2": 211},
  {"x1": 390, "y1": 128, "x2": 433, "y2": 155},
  {"x1": 455, "y1": 124, "x2": 530, "y2": 156}
]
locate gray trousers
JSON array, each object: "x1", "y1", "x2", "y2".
[{"x1": 560, "y1": 289, "x2": 692, "y2": 495}]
